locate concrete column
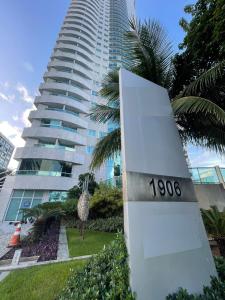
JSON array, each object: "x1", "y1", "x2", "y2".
[{"x1": 215, "y1": 165, "x2": 225, "y2": 188}]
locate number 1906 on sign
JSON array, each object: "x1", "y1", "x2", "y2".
[{"x1": 149, "y1": 178, "x2": 182, "y2": 198}]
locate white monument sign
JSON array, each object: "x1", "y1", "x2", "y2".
[{"x1": 119, "y1": 69, "x2": 217, "y2": 300}]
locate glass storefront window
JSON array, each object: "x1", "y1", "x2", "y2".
[
  {"x1": 49, "y1": 191, "x2": 68, "y2": 202},
  {"x1": 5, "y1": 190, "x2": 44, "y2": 221},
  {"x1": 5, "y1": 198, "x2": 21, "y2": 221}
]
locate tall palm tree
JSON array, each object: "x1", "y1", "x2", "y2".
[{"x1": 89, "y1": 19, "x2": 225, "y2": 170}]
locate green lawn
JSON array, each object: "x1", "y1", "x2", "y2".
[
  {"x1": 0, "y1": 260, "x2": 86, "y2": 300},
  {"x1": 67, "y1": 228, "x2": 116, "y2": 257}
]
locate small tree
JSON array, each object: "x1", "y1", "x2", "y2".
[
  {"x1": 77, "y1": 176, "x2": 90, "y2": 239},
  {"x1": 68, "y1": 172, "x2": 98, "y2": 200}
]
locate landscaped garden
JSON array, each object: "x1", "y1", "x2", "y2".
[
  {"x1": 0, "y1": 260, "x2": 86, "y2": 300},
  {"x1": 66, "y1": 228, "x2": 116, "y2": 257}
]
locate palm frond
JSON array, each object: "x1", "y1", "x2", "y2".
[
  {"x1": 125, "y1": 18, "x2": 173, "y2": 87},
  {"x1": 172, "y1": 96, "x2": 225, "y2": 126},
  {"x1": 89, "y1": 104, "x2": 120, "y2": 124},
  {"x1": 180, "y1": 60, "x2": 225, "y2": 97},
  {"x1": 100, "y1": 69, "x2": 120, "y2": 103},
  {"x1": 90, "y1": 128, "x2": 121, "y2": 170}
]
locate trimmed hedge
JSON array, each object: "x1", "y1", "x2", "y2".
[
  {"x1": 65, "y1": 216, "x2": 124, "y2": 233},
  {"x1": 57, "y1": 234, "x2": 135, "y2": 300}
]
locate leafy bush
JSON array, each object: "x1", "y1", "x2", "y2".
[
  {"x1": 167, "y1": 257, "x2": 225, "y2": 299},
  {"x1": 201, "y1": 206, "x2": 225, "y2": 238},
  {"x1": 90, "y1": 183, "x2": 123, "y2": 218},
  {"x1": 65, "y1": 216, "x2": 124, "y2": 233},
  {"x1": 57, "y1": 234, "x2": 135, "y2": 300},
  {"x1": 166, "y1": 277, "x2": 225, "y2": 299},
  {"x1": 215, "y1": 256, "x2": 225, "y2": 282},
  {"x1": 201, "y1": 206, "x2": 225, "y2": 256},
  {"x1": 22, "y1": 206, "x2": 65, "y2": 242},
  {"x1": 62, "y1": 199, "x2": 78, "y2": 218}
]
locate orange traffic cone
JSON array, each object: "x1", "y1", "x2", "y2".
[{"x1": 8, "y1": 222, "x2": 21, "y2": 247}]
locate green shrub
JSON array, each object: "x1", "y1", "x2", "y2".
[
  {"x1": 57, "y1": 234, "x2": 135, "y2": 300},
  {"x1": 166, "y1": 277, "x2": 225, "y2": 299},
  {"x1": 65, "y1": 216, "x2": 124, "y2": 233},
  {"x1": 62, "y1": 199, "x2": 78, "y2": 218},
  {"x1": 167, "y1": 257, "x2": 225, "y2": 299},
  {"x1": 215, "y1": 256, "x2": 225, "y2": 282},
  {"x1": 90, "y1": 183, "x2": 123, "y2": 218}
]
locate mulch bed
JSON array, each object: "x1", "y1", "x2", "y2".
[{"x1": 0, "y1": 221, "x2": 60, "y2": 262}]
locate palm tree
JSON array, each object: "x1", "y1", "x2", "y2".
[
  {"x1": 89, "y1": 19, "x2": 225, "y2": 170},
  {"x1": 201, "y1": 206, "x2": 225, "y2": 256}
]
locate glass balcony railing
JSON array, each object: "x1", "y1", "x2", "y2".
[
  {"x1": 34, "y1": 144, "x2": 76, "y2": 152},
  {"x1": 46, "y1": 108, "x2": 79, "y2": 117},
  {"x1": 16, "y1": 170, "x2": 72, "y2": 177},
  {"x1": 189, "y1": 168, "x2": 220, "y2": 184},
  {"x1": 103, "y1": 167, "x2": 223, "y2": 188},
  {"x1": 40, "y1": 124, "x2": 77, "y2": 133}
]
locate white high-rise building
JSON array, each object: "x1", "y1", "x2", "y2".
[{"x1": 0, "y1": 0, "x2": 135, "y2": 221}]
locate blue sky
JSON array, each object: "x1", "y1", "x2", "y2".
[{"x1": 0, "y1": 0, "x2": 224, "y2": 169}]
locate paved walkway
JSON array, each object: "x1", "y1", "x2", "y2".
[
  {"x1": 57, "y1": 225, "x2": 69, "y2": 260},
  {"x1": 0, "y1": 223, "x2": 32, "y2": 259}
]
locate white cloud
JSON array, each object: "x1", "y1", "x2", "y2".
[
  {"x1": 22, "y1": 61, "x2": 34, "y2": 73},
  {"x1": 0, "y1": 81, "x2": 10, "y2": 89},
  {"x1": 21, "y1": 105, "x2": 36, "y2": 127},
  {"x1": 17, "y1": 83, "x2": 33, "y2": 103},
  {"x1": 187, "y1": 145, "x2": 225, "y2": 167},
  {"x1": 0, "y1": 92, "x2": 11, "y2": 102},
  {"x1": 12, "y1": 115, "x2": 19, "y2": 121},
  {"x1": 0, "y1": 121, "x2": 25, "y2": 170}
]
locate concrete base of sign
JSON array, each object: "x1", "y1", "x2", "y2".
[{"x1": 124, "y1": 201, "x2": 217, "y2": 300}]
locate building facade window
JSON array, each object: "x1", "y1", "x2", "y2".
[
  {"x1": 88, "y1": 129, "x2": 96, "y2": 137},
  {"x1": 5, "y1": 190, "x2": 44, "y2": 221},
  {"x1": 86, "y1": 146, "x2": 94, "y2": 154},
  {"x1": 48, "y1": 191, "x2": 68, "y2": 202},
  {"x1": 18, "y1": 159, "x2": 72, "y2": 177}
]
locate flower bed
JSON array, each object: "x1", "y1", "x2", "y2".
[{"x1": 0, "y1": 220, "x2": 60, "y2": 262}]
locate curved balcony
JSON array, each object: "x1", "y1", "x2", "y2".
[
  {"x1": 65, "y1": 16, "x2": 97, "y2": 34},
  {"x1": 11, "y1": 174, "x2": 76, "y2": 191},
  {"x1": 70, "y1": 0, "x2": 99, "y2": 11},
  {"x1": 22, "y1": 127, "x2": 86, "y2": 146},
  {"x1": 56, "y1": 38, "x2": 94, "y2": 56},
  {"x1": 55, "y1": 43, "x2": 93, "y2": 61},
  {"x1": 59, "y1": 29, "x2": 95, "y2": 47},
  {"x1": 14, "y1": 146, "x2": 84, "y2": 165},
  {"x1": 48, "y1": 61, "x2": 92, "y2": 79},
  {"x1": 62, "y1": 23, "x2": 96, "y2": 41},
  {"x1": 63, "y1": 17, "x2": 97, "y2": 36},
  {"x1": 51, "y1": 51, "x2": 93, "y2": 70},
  {"x1": 71, "y1": 0, "x2": 99, "y2": 10},
  {"x1": 29, "y1": 109, "x2": 88, "y2": 129},
  {"x1": 63, "y1": 20, "x2": 96, "y2": 37},
  {"x1": 39, "y1": 82, "x2": 90, "y2": 101},
  {"x1": 68, "y1": 8, "x2": 98, "y2": 23},
  {"x1": 44, "y1": 71, "x2": 91, "y2": 90},
  {"x1": 65, "y1": 14, "x2": 97, "y2": 30},
  {"x1": 35, "y1": 95, "x2": 88, "y2": 114},
  {"x1": 67, "y1": 8, "x2": 98, "y2": 26}
]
